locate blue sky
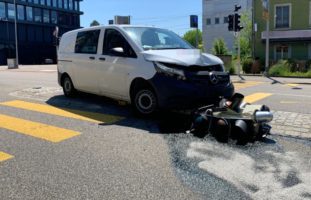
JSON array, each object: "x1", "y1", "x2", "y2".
[{"x1": 80, "y1": 0, "x2": 202, "y2": 36}]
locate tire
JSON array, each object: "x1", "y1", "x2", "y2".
[
  {"x1": 62, "y1": 76, "x2": 76, "y2": 97},
  {"x1": 133, "y1": 88, "x2": 157, "y2": 116}
]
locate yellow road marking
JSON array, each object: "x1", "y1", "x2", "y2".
[
  {"x1": 0, "y1": 114, "x2": 80, "y2": 142},
  {"x1": 233, "y1": 81, "x2": 263, "y2": 90},
  {"x1": 286, "y1": 83, "x2": 299, "y2": 87},
  {"x1": 0, "y1": 151, "x2": 13, "y2": 162},
  {"x1": 244, "y1": 93, "x2": 272, "y2": 103},
  {"x1": 0, "y1": 100, "x2": 123, "y2": 124}
]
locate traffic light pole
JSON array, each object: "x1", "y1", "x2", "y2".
[
  {"x1": 196, "y1": 27, "x2": 199, "y2": 48},
  {"x1": 237, "y1": 32, "x2": 244, "y2": 81}
]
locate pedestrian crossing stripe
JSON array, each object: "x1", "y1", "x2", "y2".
[
  {"x1": 0, "y1": 114, "x2": 80, "y2": 143},
  {"x1": 0, "y1": 100, "x2": 124, "y2": 124},
  {"x1": 0, "y1": 151, "x2": 13, "y2": 162},
  {"x1": 244, "y1": 93, "x2": 272, "y2": 103},
  {"x1": 233, "y1": 81, "x2": 263, "y2": 90}
]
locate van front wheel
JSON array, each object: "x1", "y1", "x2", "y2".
[
  {"x1": 133, "y1": 89, "x2": 157, "y2": 116},
  {"x1": 62, "y1": 76, "x2": 76, "y2": 97}
]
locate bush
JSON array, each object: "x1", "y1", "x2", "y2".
[
  {"x1": 268, "y1": 60, "x2": 290, "y2": 76},
  {"x1": 225, "y1": 63, "x2": 236, "y2": 75},
  {"x1": 242, "y1": 58, "x2": 253, "y2": 73},
  {"x1": 269, "y1": 60, "x2": 311, "y2": 77},
  {"x1": 212, "y1": 38, "x2": 228, "y2": 55},
  {"x1": 305, "y1": 60, "x2": 311, "y2": 72},
  {"x1": 285, "y1": 59, "x2": 298, "y2": 72}
]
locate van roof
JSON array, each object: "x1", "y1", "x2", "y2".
[{"x1": 72, "y1": 25, "x2": 156, "y2": 32}]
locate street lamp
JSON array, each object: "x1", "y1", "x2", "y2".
[{"x1": 13, "y1": 0, "x2": 19, "y2": 68}]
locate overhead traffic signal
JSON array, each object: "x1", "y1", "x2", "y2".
[
  {"x1": 228, "y1": 14, "x2": 234, "y2": 31},
  {"x1": 234, "y1": 13, "x2": 243, "y2": 32}
]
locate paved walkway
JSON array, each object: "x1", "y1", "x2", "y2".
[{"x1": 271, "y1": 111, "x2": 311, "y2": 139}]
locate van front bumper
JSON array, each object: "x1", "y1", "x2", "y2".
[{"x1": 149, "y1": 73, "x2": 235, "y2": 109}]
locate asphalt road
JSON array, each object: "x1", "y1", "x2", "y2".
[{"x1": 0, "y1": 65, "x2": 310, "y2": 200}]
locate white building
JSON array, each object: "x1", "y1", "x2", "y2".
[{"x1": 202, "y1": 0, "x2": 252, "y2": 53}]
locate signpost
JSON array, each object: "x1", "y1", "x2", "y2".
[
  {"x1": 190, "y1": 15, "x2": 199, "y2": 48},
  {"x1": 53, "y1": 26, "x2": 59, "y2": 64},
  {"x1": 13, "y1": 0, "x2": 18, "y2": 69}
]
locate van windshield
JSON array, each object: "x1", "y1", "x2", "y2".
[{"x1": 123, "y1": 27, "x2": 194, "y2": 50}]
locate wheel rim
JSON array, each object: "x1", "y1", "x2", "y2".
[
  {"x1": 135, "y1": 90, "x2": 156, "y2": 114},
  {"x1": 64, "y1": 78, "x2": 72, "y2": 93}
]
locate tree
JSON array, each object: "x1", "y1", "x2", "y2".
[
  {"x1": 211, "y1": 38, "x2": 228, "y2": 55},
  {"x1": 183, "y1": 29, "x2": 203, "y2": 48},
  {"x1": 90, "y1": 20, "x2": 100, "y2": 27}
]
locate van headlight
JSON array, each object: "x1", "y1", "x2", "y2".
[{"x1": 154, "y1": 62, "x2": 186, "y2": 80}]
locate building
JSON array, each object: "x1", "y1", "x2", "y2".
[
  {"x1": 254, "y1": 0, "x2": 311, "y2": 63},
  {"x1": 0, "y1": 0, "x2": 82, "y2": 65},
  {"x1": 202, "y1": 0, "x2": 252, "y2": 53}
]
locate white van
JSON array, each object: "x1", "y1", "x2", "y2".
[{"x1": 58, "y1": 25, "x2": 234, "y2": 115}]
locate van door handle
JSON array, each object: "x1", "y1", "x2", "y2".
[
  {"x1": 89, "y1": 56, "x2": 95, "y2": 60},
  {"x1": 99, "y1": 57, "x2": 106, "y2": 61}
]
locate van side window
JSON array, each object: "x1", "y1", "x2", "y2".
[
  {"x1": 103, "y1": 29, "x2": 137, "y2": 58},
  {"x1": 75, "y1": 30, "x2": 100, "y2": 54}
]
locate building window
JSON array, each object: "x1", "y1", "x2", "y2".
[
  {"x1": 40, "y1": 0, "x2": 45, "y2": 5},
  {"x1": 224, "y1": 16, "x2": 228, "y2": 23},
  {"x1": 64, "y1": 0, "x2": 68, "y2": 9},
  {"x1": 43, "y1": 9, "x2": 49, "y2": 23},
  {"x1": 27, "y1": 0, "x2": 33, "y2": 3},
  {"x1": 52, "y1": 0, "x2": 57, "y2": 7},
  {"x1": 215, "y1": 17, "x2": 219, "y2": 24},
  {"x1": 8, "y1": 4, "x2": 15, "y2": 20},
  {"x1": 0, "y1": 2, "x2": 5, "y2": 18},
  {"x1": 17, "y1": 5, "x2": 25, "y2": 20},
  {"x1": 34, "y1": 8, "x2": 42, "y2": 22},
  {"x1": 275, "y1": 45, "x2": 290, "y2": 60},
  {"x1": 58, "y1": 0, "x2": 63, "y2": 8},
  {"x1": 275, "y1": 4, "x2": 291, "y2": 28},
  {"x1": 75, "y1": 30, "x2": 100, "y2": 54},
  {"x1": 47, "y1": 0, "x2": 51, "y2": 6},
  {"x1": 26, "y1": 7, "x2": 33, "y2": 21},
  {"x1": 206, "y1": 18, "x2": 211, "y2": 25},
  {"x1": 51, "y1": 10, "x2": 57, "y2": 24},
  {"x1": 33, "y1": 0, "x2": 39, "y2": 4},
  {"x1": 69, "y1": 0, "x2": 73, "y2": 10},
  {"x1": 74, "y1": 0, "x2": 79, "y2": 11}
]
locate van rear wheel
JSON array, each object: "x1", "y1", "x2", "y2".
[
  {"x1": 62, "y1": 76, "x2": 76, "y2": 97},
  {"x1": 133, "y1": 88, "x2": 157, "y2": 116}
]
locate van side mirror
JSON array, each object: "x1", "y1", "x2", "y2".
[{"x1": 110, "y1": 47, "x2": 125, "y2": 56}]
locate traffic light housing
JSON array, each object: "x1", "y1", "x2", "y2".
[
  {"x1": 228, "y1": 14, "x2": 234, "y2": 31},
  {"x1": 190, "y1": 15, "x2": 198, "y2": 28},
  {"x1": 234, "y1": 13, "x2": 243, "y2": 32}
]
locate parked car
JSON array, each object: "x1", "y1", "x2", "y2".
[{"x1": 57, "y1": 25, "x2": 234, "y2": 115}]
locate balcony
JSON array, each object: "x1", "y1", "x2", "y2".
[{"x1": 261, "y1": 30, "x2": 311, "y2": 42}]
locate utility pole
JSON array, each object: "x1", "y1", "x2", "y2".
[
  {"x1": 13, "y1": 0, "x2": 19, "y2": 68},
  {"x1": 263, "y1": 0, "x2": 270, "y2": 76}
]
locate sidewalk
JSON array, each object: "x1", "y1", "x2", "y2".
[
  {"x1": 0, "y1": 64, "x2": 309, "y2": 84},
  {"x1": 231, "y1": 75, "x2": 311, "y2": 85},
  {"x1": 0, "y1": 65, "x2": 57, "y2": 72}
]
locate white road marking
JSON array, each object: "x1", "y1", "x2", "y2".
[{"x1": 187, "y1": 141, "x2": 311, "y2": 199}]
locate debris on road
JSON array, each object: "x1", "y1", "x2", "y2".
[{"x1": 188, "y1": 93, "x2": 273, "y2": 145}]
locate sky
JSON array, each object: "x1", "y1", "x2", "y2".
[{"x1": 80, "y1": 0, "x2": 202, "y2": 36}]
